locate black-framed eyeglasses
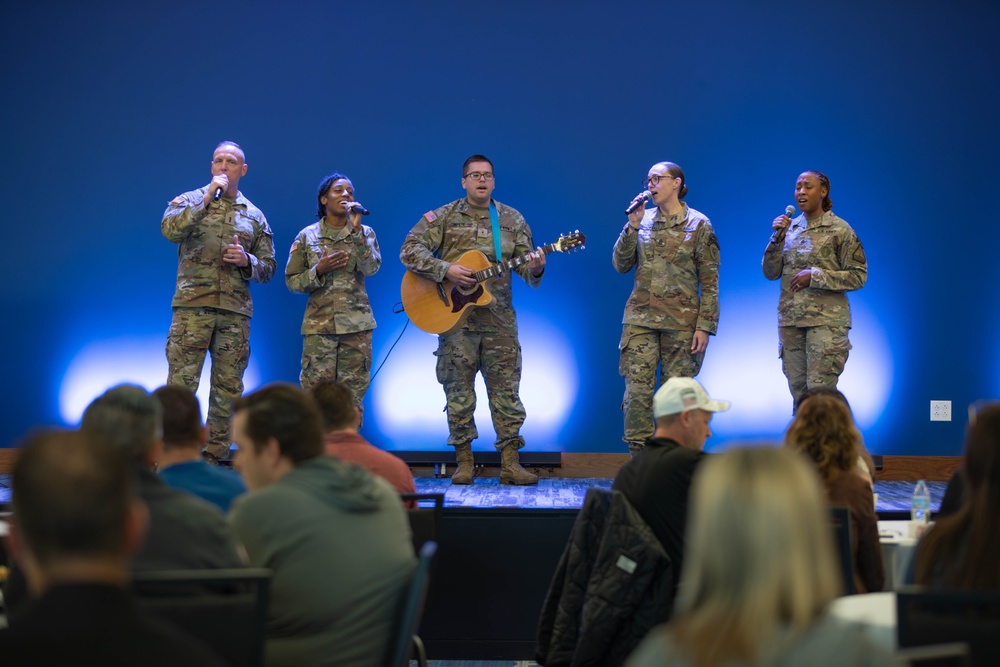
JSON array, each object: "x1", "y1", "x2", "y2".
[
  {"x1": 643, "y1": 174, "x2": 677, "y2": 188},
  {"x1": 465, "y1": 171, "x2": 494, "y2": 181}
]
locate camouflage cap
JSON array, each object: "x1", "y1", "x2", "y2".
[{"x1": 654, "y1": 377, "x2": 730, "y2": 418}]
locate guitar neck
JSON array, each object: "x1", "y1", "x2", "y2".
[{"x1": 473, "y1": 241, "x2": 560, "y2": 282}]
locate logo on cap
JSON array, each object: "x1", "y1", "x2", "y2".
[{"x1": 681, "y1": 389, "x2": 699, "y2": 408}]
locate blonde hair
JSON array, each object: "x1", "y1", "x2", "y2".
[
  {"x1": 669, "y1": 446, "x2": 840, "y2": 667},
  {"x1": 784, "y1": 394, "x2": 862, "y2": 482}
]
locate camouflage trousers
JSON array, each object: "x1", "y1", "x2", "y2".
[
  {"x1": 619, "y1": 325, "x2": 705, "y2": 451},
  {"x1": 779, "y1": 325, "x2": 851, "y2": 405},
  {"x1": 434, "y1": 330, "x2": 526, "y2": 451},
  {"x1": 166, "y1": 307, "x2": 250, "y2": 459},
  {"x1": 300, "y1": 330, "x2": 373, "y2": 421}
]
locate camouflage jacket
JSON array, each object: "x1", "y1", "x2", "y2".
[
  {"x1": 162, "y1": 187, "x2": 276, "y2": 317},
  {"x1": 285, "y1": 219, "x2": 381, "y2": 335},
  {"x1": 762, "y1": 210, "x2": 867, "y2": 328},
  {"x1": 399, "y1": 198, "x2": 542, "y2": 334},
  {"x1": 612, "y1": 203, "x2": 720, "y2": 334}
]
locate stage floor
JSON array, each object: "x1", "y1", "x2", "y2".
[
  {"x1": 0, "y1": 474, "x2": 946, "y2": 513},
  {"x1": 413, "y1": 476, "x2": 947, "y2": 514}
]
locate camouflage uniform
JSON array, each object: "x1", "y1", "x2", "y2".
[
  {"x1": 762, "y1": 210, "x2": 867, "y2": 405},
  {"x1": 399, "y1": 198, "x2": 542, "y2": 450},
  {"x1": 612, "y1": 203, "x2": 720, "y2": 451},
  {"x1": 285, "y1": 219, "x2": 381, "y2": 416},
  {"x1": 162, "y1": 186, "x2": 276, "y2": 458}
]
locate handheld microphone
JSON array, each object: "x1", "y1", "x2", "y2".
[
  {"x1": 213, "y1": 187, "x2": 223, "y2": 202},
  {"x1": 347, "y1": 202, "x2": 370, "y2": 216},
  {"x1": 772, "y1": 205, "x2": 796, "y2": 243},
  {"x1": 625, "y1": 190, "x2": 651, "y2": 215}
]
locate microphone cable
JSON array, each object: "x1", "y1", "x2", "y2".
[{"x1": 369, "y1": 302, "x2": 410, "y2": 384}]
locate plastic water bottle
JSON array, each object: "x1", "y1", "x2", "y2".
[{"x1": 911, "y1": 479, "x2": 931, "y2": 537}]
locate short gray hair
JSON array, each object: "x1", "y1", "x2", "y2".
[{"x1": 81, "y1": 384, "x2": 162, "y2": 463}]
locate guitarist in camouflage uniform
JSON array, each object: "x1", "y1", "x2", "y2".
[{"x1": 399, "y1": 155, "x2": 545, "y2": 485}]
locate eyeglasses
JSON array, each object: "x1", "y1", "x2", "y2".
[
  {"x1": 643, "y1": 174, "x2": 678, "y2": 188},
  {"x1": 464, "y1": 171, "x2": 494, "y2": 181}
]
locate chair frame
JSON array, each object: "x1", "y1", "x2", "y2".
[
  {"x1": 400, "y1": 492, "x2": 444, "y2": 553},
  {"x1": 898, "y1": 585, "x2": 1000, "y2": 666},
  {"x1": 130, "y1": 567, "x2": 272, "y2": 667},
  {"x1": 896, "y1": 642, "x2": 971, "y2": 667},
  {"x1": 384, "y1": 540, "x2": 438, "y2": 667}
]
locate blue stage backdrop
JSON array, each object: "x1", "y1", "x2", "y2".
[{"x1": 2, "y1": 0, "x2": 997, "y2": 455}]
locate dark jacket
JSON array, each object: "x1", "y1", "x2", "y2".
[{"x1": 536, "y1": 488, "x2": 673, "y2": 667}]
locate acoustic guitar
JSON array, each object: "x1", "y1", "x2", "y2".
[{"x1": 400, "y1": 231, "x2": 586, "y2": 335}]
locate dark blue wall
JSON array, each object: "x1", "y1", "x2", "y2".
[{"x1": 2, "y1": 0, "x2": 997, "y2": 455}]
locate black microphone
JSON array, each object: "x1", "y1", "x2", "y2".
[
  {"x1": 625, "y1": 190, "x2": 651, "y2": 215},
  {"x1": 346, "y1": 202, "x2": 370, "y2": 216},
  {"x1": 772, "y1": 205, "x2": 796, "y2": 243},
  {"x1": 213, "y1": 187, "x2": 223, "y2": 202}
]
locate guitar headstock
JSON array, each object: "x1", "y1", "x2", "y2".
[{"x1": 553, "y1": 230, "x2": 586, "y2": 253}]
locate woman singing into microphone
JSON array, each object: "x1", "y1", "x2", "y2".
[
  {"x1": 762, "y1": 170, "x2": 867, "y2": 409},
  {"x1": 613, "y1": 162, "x2": 721, "y2": 456},
  {"x1": 285, "y1": 172, "x2": 381, "y2": 418}
]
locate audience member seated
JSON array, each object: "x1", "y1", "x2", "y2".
[
  {"x1": 4, "y1": 385, "x2": 245, "y2": 614},
  {"x1": 0, "y1": 430, "x2": 225, "y2": 667},
  {"x1": 309, "y1": 380, "x2": 416, "y2": 496},
  {"x1": 153, "y1": 385, "x2": 247, "y2": 512},
  {"x1": 536, "y1": 487, "x2": 673, "y2": 667},
  {"x1": 794, "y1": 386, "x2": 876, "y2": 487},
  {"x1": 785, "y1": 393, "x2": 885, "y2": 593},
  {"x1": 625, "y1": 446, "x2": 903, "y2": 667},
  {"x1": 612, "y1": 377, "x2": 730, "y2": 592},
  {"x1": 228, "y1": 383, "x2": 416, "y2": 667},
  {"x1": 937, "y1": 466, "x2": 966, "y2": 519},
  {"x1": 912, "y1": 402, "x2": 1000, "y2": 588},
  {"x1": 81, "y1": 385, "x2": 246, "y2": 573}
]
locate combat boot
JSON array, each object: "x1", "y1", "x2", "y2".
[
  {"x1": 500, "y1": 444, "x2": 538, "y2": 485},
  {"x1": 451, "y1": 442, "x2": 475, "y2": 485}
]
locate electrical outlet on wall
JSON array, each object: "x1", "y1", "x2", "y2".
[{"x1": 930, "y1": 400, "x2": 952, "y2": 421}]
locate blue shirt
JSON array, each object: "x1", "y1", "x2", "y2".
[{"x1": 158, "y1": 460, "x2": 246, "y2": 513}]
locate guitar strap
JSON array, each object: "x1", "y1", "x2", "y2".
[{"x1": 488, "y1": 201, "x2": 502, "y2": 262}]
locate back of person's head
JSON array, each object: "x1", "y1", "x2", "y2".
[
  {"x1": 794, "y1": 386, "x2": 851, "y2": 415},
  {"x1": 153, "y1": 385, "x2": 203, "y2": 450},
  {"x1": 916, "y1": 402, "x2": 1000, "y2": 588},
  {"x1": 784, "y1": 394, "x2": 861, "y2": 481},
  {"x1": 81, "y1": 384, "x2": 162, "y2": 464},
  {"x1": 670, "y1": 446, "x2": 839, "y2": 667},
  {"x1": 12, "y1": 429, "x2": 136, "y2": 568},
  {"x1": 234, "y1": 383, "x2": 324, "y2": 464},
  {"x1": 310, "y1": 380, "x2": 356, "y2": 432},
  {"x1": 964, "y1": 403, "x2": 1000, "y2": 501}
]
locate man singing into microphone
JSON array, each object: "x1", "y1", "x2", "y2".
[
  {"x1": 162, "y1": 141, "x2": 276, "y2": 462},
  {"x1": 285, "y1": 172, "x2": 381, "y2": 419},
  {"x1": 613, "y1": 161, "x2": 721, "y2": 457},
  {"x1": 400, "y1": 154, "x2": 545, "y2": 485}
]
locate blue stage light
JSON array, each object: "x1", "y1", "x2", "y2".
[{"x1": 59, "y1": 335, "x2": 261, "y2": 425}]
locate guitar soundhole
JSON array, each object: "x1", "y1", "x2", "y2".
[{"x1": 450, "y1": 284, "x2": 485, "y2": 313}]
